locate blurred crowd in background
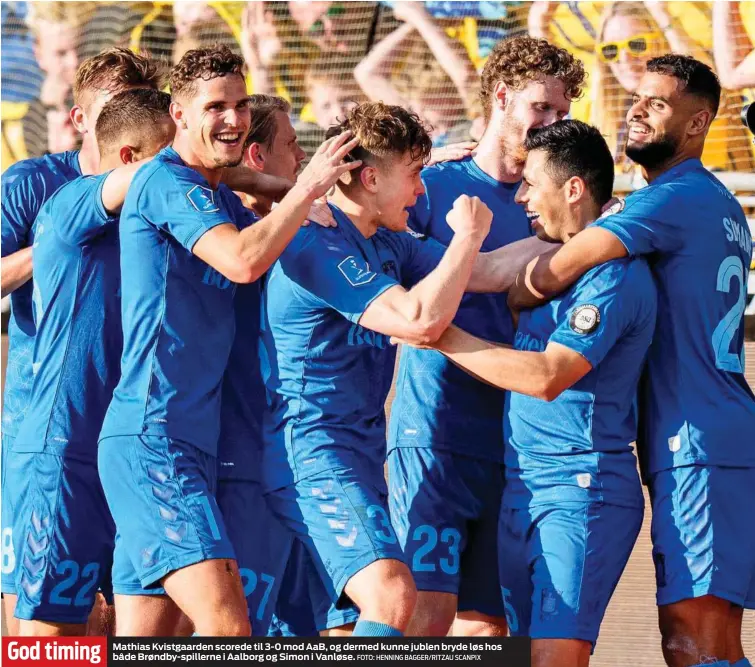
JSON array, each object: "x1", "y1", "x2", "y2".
[{"x1": 2, "y1": 0, "x2": 755, "y2": 176}]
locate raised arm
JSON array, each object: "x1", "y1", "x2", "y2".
[
  {"x1": 507, "y1": 226, "x2": 627, "y2": 309},
  {"x1": 354, "y1": 22, "x2": 415, "y2": 106},
  {"x1": 192, "y1": 131, "x2": 361, "y2": 283},
  {"x1": 432, "y1": 325, "x2": 591, "y2": 401},
  {"x1": 391, "y1": 2, "x2": 478, "y2": 109},
  {"x1": 1, "y1": 248, "x2": 33, "y2": 297},
  {"x1": 358, "y1": 195, "x2": 492, "y2": 345},
  {"x1": 467, "y1": 236, "x2": 558, "y2": 293},
  {"x1": 713, "y1": 0, "x2": 755, "y2": 90}
]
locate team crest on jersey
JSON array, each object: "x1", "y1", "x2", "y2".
[
  {"x1": 186, "y1": 185, "x2": 220, "y2": 213},
  {"x1": 569, "y1": 304, "x2": 600, "y2": 334},
  {"x1": 598, "y1": 198, "x2": 625, "y2": 220},
  {"x1": 338, "y1": 256, "x2": 377, "y2": 286}
]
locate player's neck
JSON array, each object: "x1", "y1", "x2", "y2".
[
  {"x1": 642, "y1": 149, "x2": 701, "y2": 183},
  {"x1": 562, "y1": 202, "x2": 602, "y2": 243},
  {"x1": 172, "y1": 135, "x2": 224, "y2": 188},
  {"x1": 329, "y1": 190, "x2": 379, "y2": 239},
  {"x1": 78, "y1": 137, "x2": 99, "y2": 176},
  {"x1": 473, "y1": 128, "x2": 524, "y2": 184}
]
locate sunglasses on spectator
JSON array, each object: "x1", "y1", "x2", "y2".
[{"x1": 598, "y1": 32, "x2": 661, "y2": 63}]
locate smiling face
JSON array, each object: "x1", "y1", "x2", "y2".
[
  {"x1": 625, "y1": 71, "x2": 691, "y2": 169},
  {"x1": 515, "y1": 148, "x2": 572, "y2": 243},
  {"x1": 602, "y1": 14, "x2": 658, "y2": 93},
  {"x1": 173, "y1": 74, "x2": 251, "y2": 169},
  {"x1": 372, "y1": 152, "x2": 426, "y2": 232}
]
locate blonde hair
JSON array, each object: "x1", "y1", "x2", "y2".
[{"x1": 26, "y1": 2, "x2": 96, "y2": 39}]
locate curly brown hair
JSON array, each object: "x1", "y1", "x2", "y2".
[
  {"x1": 325, "y1": 102, "x2": 432, "y2": 168},
  {"x1": 170, "y1": 45, "x2": 245, "y2": 101},
  {"x1": 480, "y1": 36, "x2": 586, "y2": 121},
  {"x1": 74, "y1": 47, "x2": 163, "y2": 109}
]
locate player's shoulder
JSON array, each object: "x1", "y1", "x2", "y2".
[
  {"x1": 575, "y1": 257, "x2": 653, "y2": 299},
  {"x1": 2, "y1": 150, "x2": 80, "y2": 196}
]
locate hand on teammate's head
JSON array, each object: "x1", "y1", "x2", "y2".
[{"x1": 296, "y1": 131, "x2": 362, "y2": 200}]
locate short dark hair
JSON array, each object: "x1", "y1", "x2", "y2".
[
  {"x1": 170, "y1": 45, "x2": 245, "y2": 100},
  {"x1": 325, "y1": 102, "x2": 432, "y2": 167},
  {"x1": 95, "y1": 88, "x2": 172, "y2": 155},
  {"x1": 74, "y1": 47, "x2": 163, "y2": 108},
  {"x1": 247, "y1": 95, "x2": 291, "y2": 150},
  {"x1": 524, "y1": 120, "x2": 614, "y2": 208},
  {"x1": 646, "y1": 54, "x2": 721, "y2": 118}
]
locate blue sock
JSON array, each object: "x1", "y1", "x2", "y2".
[
  {"x1": 732, "y1": 659, "x2": 753, "y2": 667},
  {"x1": 352, "y1": 620, "x2": 403, "y2": 637}
]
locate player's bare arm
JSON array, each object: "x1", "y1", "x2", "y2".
[
  {"x1": 358, "y1": 195, "x2": 492, "y2": 345},
  {"x1": 192, "y1": 131, "x2": 361, "y2": 283},
  {"x1": 1, "y1": 247, "x2": 33, "y2": 297},
  {"x1": 221, "y1": 166, "x2": 293, "y2": 201},
  {"x1": 507, "y1": 226, "x2": 627, "y2": 309},
  {"x1": 431, "y1": 325, "x2": 592, "y2": 401},
  {"x1": 468, "y1": 235, "x2": 557, "y2": 293}
]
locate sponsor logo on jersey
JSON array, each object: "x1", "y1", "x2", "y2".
[{"x1": 569, "y1": 304, "x2": 600, "y2": 334}]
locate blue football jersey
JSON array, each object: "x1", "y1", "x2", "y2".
[
  {"x1": 505, "y1": 258, "x2": 656, "y2": 508},
  {"x1": 1, "y1": 150, "x2": 81, "y2": 438},
  {"x1": 389, "y1": 157, "x2": 532, "y2": 462},
  {"x1": 217, "y1": 212, "x2": 267, "y2": 482},
  {"x1": 594, "y1": 159, "x2": 755, "y2": 473},
  {"x1": 14, "y1": 174, "x2": 120, "y2": 458},
  {"x1": 100, "y1": 147, "x2": 254, "y2": 456},
  {"x1": 261, "y1": 204, "x2": 445, "y2": 491}
]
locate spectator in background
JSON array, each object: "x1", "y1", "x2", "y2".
[
  {"x1": 527, "y1": 1, "x2": 603, "y2": 123},
  {"x1": 713, "y1": 1, "x2": 755, "y2": 93},
  {"x1": 19, "y1": 1, "x2": 95, "y2": 159},
  {"x1": 591, "y1": 1, "x2": 753, "y2": 173},
  {"x1": 354, "y1": 1, "x2": 478, "y2": 146}
]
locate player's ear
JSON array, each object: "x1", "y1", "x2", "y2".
[
  {"x1": 119, "y1": 145, "x2": 136, "y2": 165},
  {"x1": 359, "y1": 165, "x2": 379, "y2": 193},
  {"x1": 246, "y1": 143, "x2": 265, "y2": 170},
  {"x1": 492, "y1": 81, "x2": 508, "y2": 114},
  {"x1": 170, "y1": 101, "x2": 187, "y2": 129},
  {"x1": 70, "y1": 105, "x2": 87, "y2": 135},
  {"x1": 564, "y1": 175, "x2": 585, "y2": 204},
  {"x1": 687, "y1": 108, "x2": 711, "y2": 138}
]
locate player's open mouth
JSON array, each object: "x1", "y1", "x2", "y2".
[
  {"x1": 215, "y1": 133, "x2": 242, "y2": 146},
  {"x1": 628, "y1": 123, "x2": 652, "y2": 139},
  {"x1": 526, "y1": 210, "x2": 541, "y2": 227}
]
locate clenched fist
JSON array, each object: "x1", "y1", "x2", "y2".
[{"x1": 446, "y1": 195, "x2": 493, "y2": 240}]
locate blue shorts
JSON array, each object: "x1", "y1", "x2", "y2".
[
  {"x1": 98, "y1": 436, "x2": 235, "y2": 594},
  {"x1": 216, "y1": 478, "x2": 293, "y2": 635},
  {"x1": 264, "y1": 465, "x2": 405, "y2": 606},
  {"x1": 268, "y1": 540, "x2": 359, "y2": 636},
  {"x1": 387, "y1": 448, "x2": 506, "y2": 617},
  {"x1": 4, "y1": 448, "x2": 115, "y2": 624},
  {"x1": 499, "y1": 501, "x2": 642, "y2": 647},
  {"x1": 2, "y1": 435, "x2": 18, "y2": 595},
  {"x1": 649, "y1": 465, "x2": 755, "y2": 609}
]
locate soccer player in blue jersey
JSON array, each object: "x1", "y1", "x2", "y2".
[
  {"x1": 387, "y1": 35, "x2": 586, "y2": 637},
  {"x1": 6, "y1": 89, "x2": 174, "y2": 637},
  {"x1": 97, "y1": 46, "x2": 361, "y2": 637},
  {"x1": 400, "y1": 120, "x2": 654, "y2": 666},
  {"x1": 217, "y1": 93, "x2": 358, "y2": 636},
  {"x1": 260, "y1": 101, "x2": 547, "y2": 638},
  {"x1": 509, "y1": 56, "x2": 755, "y2": 667},
  {"x1": 0, "y1": 48, "x2": 163, "y2": 634}
]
